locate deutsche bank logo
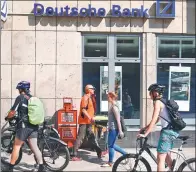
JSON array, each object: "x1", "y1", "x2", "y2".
[
  {"x1": 1, "y1": 0, "x2": 8, "y2": 21},
  {"x1": 156, "y1": 0, "x2": 175, "y2": 18}
]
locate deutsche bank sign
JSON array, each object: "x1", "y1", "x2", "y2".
[
  {"x1": 33, "y1": 0, "x2": 175, "y2": 19},
  {"x1": 34, "y1": 4, "x2": 150, "y2": 18}
]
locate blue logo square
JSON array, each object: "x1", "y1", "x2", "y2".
[{"x1": 156, "y1": 0, "x2": 175, "y2": 18}]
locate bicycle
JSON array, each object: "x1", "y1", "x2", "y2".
[
  {"x1": 112, "y1": 132, "x2": 195, "y2": 172},
  {"x1": 1, "y1": 116, "x2": 70, "y2": 171}
]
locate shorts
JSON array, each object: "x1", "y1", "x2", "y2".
[
  {"x1": 16, "y1": 128, "x2": 38, "y2": 142},
  {"x1": 157, "y1": 129, "x2": 179, "y2": 153}
]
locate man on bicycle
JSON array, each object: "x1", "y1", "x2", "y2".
[
  {"x1": 137, "y1": 83, "x2": 179, "y2": 172},
  {"x1": 4, "y1": 81, "x2": 46, "y2": 172}
]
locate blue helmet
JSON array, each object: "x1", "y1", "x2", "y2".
[{"x1": 16, "y1": 81, "x2": 30, "y2": 90}]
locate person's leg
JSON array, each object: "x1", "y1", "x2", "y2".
[
  {"x1": 72, "y1": 125, "x2": 86, "y2": 159},
  {"x1": 113, "y1": 144, "x2": 127, "y2": 155},
  {"x1": 86, "y1": 124, "x2": 102, "y2": 157},
  {"x1": 9, "y1": 137, "x2": 24, "y2": 166},
  {"x1": 28, "y1": 136, "x2": 45, "y2": 171},
  {"x1": 108, "y1": 130, "x2": 117, "y2": 164},
  {"x1": 157, "y1": 129, "x2": 177, "y2": 171},
  {"x1": 110, "y1": 129, "x2": 127, "y2": 155},
  {"x1": 165, "y1": 130, "x2": 179, "y2": 170},
  {"x1": 165, "y1": 152, "x2": 173, "y2": 169},
  {"x1": 157, "y1": 152, "x2": 167, "y2": 172}
]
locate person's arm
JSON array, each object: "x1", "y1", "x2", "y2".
[
  {"x1": 6, "y1": 96, "x2": 21, "y2": 120},
  {"x1": 140, "y1": 117, "x2": 160, "y2": 132},
  {"x1": 112, "y1": 105, "x2": 122, "y2": 132},
  {"x1": 138, "y1": 101, "x2": 161, "y2": 137}
]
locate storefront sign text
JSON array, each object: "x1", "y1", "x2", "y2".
[{"x1": 34, "y1": 3, "x2": 150, "y2": 18}]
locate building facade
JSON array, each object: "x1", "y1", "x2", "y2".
[{"x1": 1, "y1": 0, "x2": 195, "y2": 147}]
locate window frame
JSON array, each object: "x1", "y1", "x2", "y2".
[
  {"x1": 114, "y1": 35, "x2": 141, "y2": 60},
  {"x1": 157, "y1": 35, "x2": 196, "y2": 60},
  {"x1": 82, "y1": 34, "x2": 109, "y2": 59}
]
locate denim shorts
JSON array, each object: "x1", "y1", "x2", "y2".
[{"x1": 157, "y1": 129, "x2": 179, "y2": 153}]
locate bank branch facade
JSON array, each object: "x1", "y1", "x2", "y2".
[{"x1": 1, "y1": 0, "x2": 195, "y2": 147}]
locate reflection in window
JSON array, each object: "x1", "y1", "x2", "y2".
[
  {"x1": 181, "y1": 38, "x2": 196, "y2": 58},
  {"x1": 84, "y1": 35, "x2": 107, "y2": 57},
  {"x1": 116, "y1": 36, "x2": 139, "y2": 58},
  {"x1": 157, "y1": 63, "x2": 195, "y2": 118},
  {"x1": 158, "y1": 37, "x2": 196, "y2": 58},
  {"x1": 158, "y1": 38, "x2": 180, "y2": 58},
  {"x1": 115, "y1": 63, "x2": 140, "y2": 119}
]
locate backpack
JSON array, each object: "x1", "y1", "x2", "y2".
[
  {"x1": 27, "y1": 97, "x2": 45, "y2": 125},
  {"x1": 160, "y1": 98, "x2": 186, "y2": 131}
]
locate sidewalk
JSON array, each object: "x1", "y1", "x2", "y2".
[{"x1": 1, "y1": 147, "x2": 195, "y2": 171}]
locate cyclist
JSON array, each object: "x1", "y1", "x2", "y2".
[
  {"x1": 137, "y1": 83, "x2": 179, "y2": 172},
  {"x1": 4, "y1": 81, "x2": 46, "y2": 172}
]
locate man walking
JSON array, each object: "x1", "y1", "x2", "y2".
[{"x1": 71, "y1": 84, "x2": 102, "y2": 161}]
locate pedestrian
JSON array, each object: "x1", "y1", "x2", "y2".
[
  {"x1": 4, "y1": 81, "x2": 46, "y2": 172},
  {"x1": 137, "y1": 83, "x2": 179, "y2": 172},
  {"x1": 71, "y1": 84, "x2": 103, "y2": 161},
  {"x1": 101, "y1": 91, "x2": 127, "y2": 167}
]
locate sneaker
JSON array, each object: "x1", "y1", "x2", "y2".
[
  {"x1": 101, "y1": 163, "x2": 112, "y2": 167},
  {"x1": 71, "y1": 156, "x2": 82, "y2": 161}
]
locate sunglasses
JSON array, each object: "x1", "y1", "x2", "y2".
[{"x1": 89, "y1": 87, "x2": 96, "y2": 91}]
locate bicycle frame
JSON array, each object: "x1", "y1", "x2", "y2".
[
  {"x1": 135, "y1": 137, "x2": 194, "y2": 171},
  {"x1": 170, "y1": 146, "x2": 195, "y2": 171}
]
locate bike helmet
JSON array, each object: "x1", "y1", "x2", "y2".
[
  {"x1": 16, "y1": 81, "x2": 30, "y2": 92},
  {"x1": 148, "y1": 83, "x2": 165, "y2": 95}
]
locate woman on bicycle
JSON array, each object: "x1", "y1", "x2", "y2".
[
  {"x1": 101, "y1": 92, "x2": 127, "y2": 167},
  {"x1": 4, "y1": 81, "x2": 46, "y2": 172},
  {"x1": 137, "y1": 83, "x2": 179, "y2": 172}
]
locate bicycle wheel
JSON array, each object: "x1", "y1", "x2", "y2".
[
  {"x1": 177, "y1": 158, "x2": 196, "y2": 172},
  {"x1": 41, "y1": 139, "x2": 70, "y2": 171},
  {"x1": 112, "y1": 154, "x2": 152, "y2": 172},
  {"x1": 1, "y1": 134, "x2": 23, "y2": 165}
]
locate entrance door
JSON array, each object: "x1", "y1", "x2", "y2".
[{"x1": 82, "y1": 34, "x2": 141, "y2": 127}]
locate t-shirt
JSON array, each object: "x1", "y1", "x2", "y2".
[
  {"x1": 108, "y1": 104, "x2": 119, "y2": 130},
  {"x1": 78, "y1": 95, "x2": 95, "y2": 124}
]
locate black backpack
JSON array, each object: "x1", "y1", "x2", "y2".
[{"x1": 160, "y1": 98, "x2": 186, "y2": 131}]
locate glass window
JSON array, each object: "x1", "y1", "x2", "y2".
[
  {"x1": 157, "y1": 63, "x2": 195, "y2": 119},
  {"x1": 181, "y1": 38, "x2": 196, "y2": 58},
  {"x1": 116, "y1": 36, "x2": 139, "y2": 58},
  {"x1": 158, "y1": 37, "x2": 196, "y2": 58},
  {"x1": 115, "y1": 63, "x2": 140, "y2": 119},
  {"x1": 158, "y1": 38, "x2": 180, "y2": 58},
  {"x1": 84, "y1": 35, "x2": 107, "y2": 58},
  {"x1": 83, "y1": 63, "x2": 108, "y2": 115}
]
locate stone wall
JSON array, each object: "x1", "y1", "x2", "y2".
[{"x1": 1, "y1": 0, "x2": 195, "y2": 126}]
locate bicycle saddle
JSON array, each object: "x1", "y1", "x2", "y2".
[{"x1": 178, "y1": 136, "x2": 190, "y2": 141}]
